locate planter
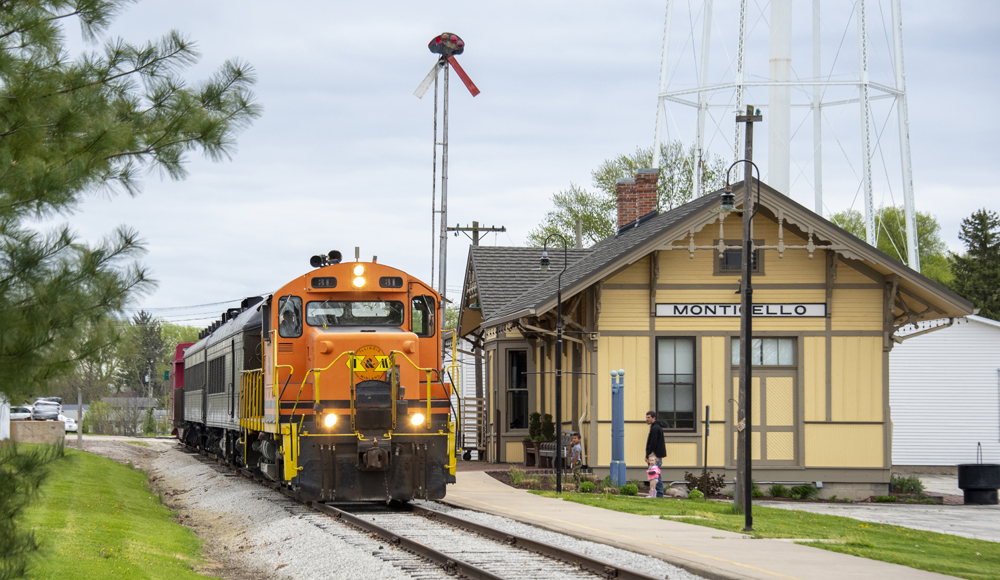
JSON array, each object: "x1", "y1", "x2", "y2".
[{"x1": 957, "y1": 463, "x2": 1000, "y2": 505}]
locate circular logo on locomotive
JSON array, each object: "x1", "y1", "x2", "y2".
[{"x1": 352, "y1": 345, "x2": 390, "y2": 381}]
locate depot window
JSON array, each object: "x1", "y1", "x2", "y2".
[
  {"x1": 306, "y1": 300, "x2": 404, "y2": 327},
  {"x1": 507, "y1": 350, "x2": 528, "y2": 430},
  {"x1": 714, "y1": 239, "x2": 763, "y2": 275},
  {"x1": 656, "y1": 337, "x2": 695, "y2": 430},
  {"x1": 731, "y1": 338, "x2": 795, "y2": 366}
]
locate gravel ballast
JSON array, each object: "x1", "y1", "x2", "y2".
[{"x1": 74, "y1": 438, "x2": 705, "y2": 580}]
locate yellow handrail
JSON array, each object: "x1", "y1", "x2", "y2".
[
  {"x1": 270, "y1": 330, "x2": 295, "y2": 400},
  {"x1": 388, "y1": 350, "x2": 437, "y2": 430},
  {"x1": 293, "y1": 350, "x2": 355, "y2": 433}
]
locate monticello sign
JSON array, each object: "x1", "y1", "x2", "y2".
[{"x1": 655, "y1": 303, "x2": 827, "y2": 317}]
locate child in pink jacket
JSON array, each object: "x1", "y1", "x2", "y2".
[{"x1": 646, "y1": 454, "x2": 661, "y2": 498}]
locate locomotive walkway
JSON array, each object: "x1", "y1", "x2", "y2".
[{"x1": 443, "y1": 471, "x2": 958, "y2": 580}]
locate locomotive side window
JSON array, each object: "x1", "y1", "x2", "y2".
[
  {"x1": 411, "y1": 296, "x2": 435, "y2": 337},
  {"x1": 306, "y1": 300, "x2": 404, "y2": 327},
  {"x1": 277, "y1": 295, "x2": 303, "y2": 338}
]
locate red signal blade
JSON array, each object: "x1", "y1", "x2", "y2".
[{"x1": 447, "y1": 56, "x2": 480, "y2": 97}]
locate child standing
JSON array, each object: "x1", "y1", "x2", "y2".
[{"x1": 646, "y1": 454, "x2": 661, "y2": 498}]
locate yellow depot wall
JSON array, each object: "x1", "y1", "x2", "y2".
[
  {"x1": 596, "y1": 336, "x2": 651, "y2": 421},
  {"x1": 832, "y1": 288, "x2": 883, "y2": 331},
  {"x1": 596, "y1": 422, "x2": 650, "y2": 465},
  {"x1": 805, "y1": 424, "x2": 883, "y2": 467},
  {"x1": 700, "y1": 336, "x2": 727, "y2": 413},
  {"x1": 506, "y1": 441, "x2": 524, "y2": 464},
  {"x1": 600, "y1": 289, "x2": 648, "y2": 331},
  {"x1": 751, "y1": 218, "x2": 826, "y2": 285},
  {"x1": 606, "y1": 259, "x2": 649, "y2": 285},
  {"x1": 831, "y1": 336, "x2": 883, "y2": 422},
  {"x1": 803, "y1": 337, "x2": 826, "y2": 421},
  {"x1": 733, "y1": 431, "x2": 762, "y2": 460},
  {"x1": 707, "y1": 427, "x2": 726, "y2": 466},
  {"x1": 663, "y1": 442, "x2": 698, "y2": 467}
]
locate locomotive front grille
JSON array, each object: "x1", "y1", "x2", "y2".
[{"x1": 355, "y1": 379, "x2": 392, "y2": 430}]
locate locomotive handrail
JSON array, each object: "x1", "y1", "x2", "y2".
[
  {"x1": 270, "y1": 330, "x2": 295, "y2": 401},
  {"x1": 293, "y1": 350, "x2": 355, "y2": 434},
  {"x1": 388, "y1": 350, "x2": 436, "y2": 430}
]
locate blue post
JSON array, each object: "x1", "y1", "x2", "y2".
[{"x1": 610, "y1": 369, "x2": 626, "y2": 487}]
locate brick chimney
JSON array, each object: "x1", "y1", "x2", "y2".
[{"x1": 616, "y1": 168, "x2": 659, "y2": 229}]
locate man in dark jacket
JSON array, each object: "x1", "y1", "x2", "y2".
[{"x1": 645, "y1": 411, "x2": 667, "y2": 497}]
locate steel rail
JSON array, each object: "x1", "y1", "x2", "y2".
[{"x1": 409, "y1": 504, "x2": 662, "y2": 580}]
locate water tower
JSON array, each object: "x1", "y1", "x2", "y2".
[{"x1": 651, "y1": 0, "x2": 920, "y2": 270}]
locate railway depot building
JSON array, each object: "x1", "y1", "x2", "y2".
[{"x1": 457, "y1": 169, "x2": 973, "y2": 498}]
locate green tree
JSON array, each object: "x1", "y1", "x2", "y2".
[
  {"x1": 527, "y1": 142, "x2": 726, "y2": 247},
  {"x1": 0, "y1": 1, "x2": 259, "y2": 404},
  {"x1": 949, "y1": 209, "x2": 1000, "y2": 320},
  {"x1": 115, "y1": 311, "x2": 166, "y2": 396},
  {"x1": 156, "y1": 322, "x2": 199, "y2": 384},
  {"x1": 830, "y1": 207, "x2": 952, "y2": 286}
]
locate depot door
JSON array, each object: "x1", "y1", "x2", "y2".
[{"x1": 733, "y1": 373, "x2": 797, "y2": 465}]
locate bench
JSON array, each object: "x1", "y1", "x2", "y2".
[{"x1": 538, "y1": 433, "x2": 574, "y2": 469}]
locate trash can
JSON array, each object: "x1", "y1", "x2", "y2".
[{"x1": 957, "y1": 444, "x2": 999, "y2": 505}]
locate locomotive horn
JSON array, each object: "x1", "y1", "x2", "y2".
[
  {"x1": 310, "y1": 255, "x2": 324, "y2": 268},
  {"x1": 327, "y1": 250, "x2": 342, "y2": 264}
]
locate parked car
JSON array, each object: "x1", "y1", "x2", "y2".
[
  {"x1": 31, "y1": 400, "x2": 60, "y2": 421},
  {"x1": 58, "y1": 414, "x2": 77, "y2": 432},
  {"x1": 10, "y1": 405, "x2": 32, "y2": 421}
]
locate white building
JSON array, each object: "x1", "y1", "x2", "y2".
[{"x1": 890, "y1": 315, "x2": 1000, "y2": 466}]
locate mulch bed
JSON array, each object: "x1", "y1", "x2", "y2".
[{"x1": 487, "y1": 469, "x2": 587, "y2": 491}]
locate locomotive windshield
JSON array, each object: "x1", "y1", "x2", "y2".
[{"x1": 306, "y1": 300, "x2": 404, "y2": 327}]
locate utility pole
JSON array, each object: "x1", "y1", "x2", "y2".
[
  {"x1": 446, "y1": 221, "x2": 506, "y2": 247},
  {"x1": 734, "y1": 104, "x2": 761, "y2": 519}
]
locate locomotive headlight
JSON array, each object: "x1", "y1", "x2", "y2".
[
  {"x1": 324, "y1": 413, "x2": 337, "y2": 428},
  {"x1": 410, "y1": 413, "x2": 425, "y2": 426},
  {"x1": 353, "y1": 264, "x2": 365, "y2": 276},
  {"x1": 353, "y1": 276, "x2": 366, "y2": 288}
]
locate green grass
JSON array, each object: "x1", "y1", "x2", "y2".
[
  {"x1": 124, "y1": 441, "x2": 151, "y2": 448},
  {"x1": 20, "y1": 447, "x2": 212, "y2": 579},
  {"x1": 532, "y1": 492, "x2": 1000, "y2": 580}
]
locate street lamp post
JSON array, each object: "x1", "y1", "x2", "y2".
[
  {"x1": 539, "y1": 234, "x2": 568, "y2": 493},
  {"x1": 720, "y1": 160, "x2": 761, "y2": 532}
]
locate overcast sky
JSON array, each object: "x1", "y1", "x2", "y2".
[{"x1": 53, "y1": 1, "x2": 999, "y2": 326}]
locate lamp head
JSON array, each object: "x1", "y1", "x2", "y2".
[
  {"x1": 539, "y1": 250, "x2": 550, "y2": 272},
  {"x1": 720, "y1": 182, "x2": 736, "y2": 212}
]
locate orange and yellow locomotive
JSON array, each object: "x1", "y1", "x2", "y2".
[{"x1": 175, "y1": 250, "x2": 457, "y2": 502}]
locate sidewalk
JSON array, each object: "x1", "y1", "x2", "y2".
[{"x1": 443, "y1": 472, "x2": 958, "y2": 580}]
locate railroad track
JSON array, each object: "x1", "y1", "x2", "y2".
[{"x1": 183, "y1": 445, "x2": 666, "y2": 580}]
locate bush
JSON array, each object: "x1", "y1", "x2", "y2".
[
  {"x1": 683, "y1": 471, "x2": 726, "y2": 496},
  {"x1": 525, "y1": 476, "x2": 541, "y2": 489},
  {"x1": 688, "y1": 489, "x2": 704, "y2": 500},
  {"x1": 545, "y1": 475, "x2": 556, "y2": 488},
  {"x1": 579, "y1": 481, "x2": 596, "y2": 493},
  {"x1": 874, "y1": 495, "x2": 897, "y2": 503},
  {"x1": 751, "y1": 489, "x2": 764, "y2": 498},
  {"x1": 768, "y1": 484, "x2": 789, "y2": 498},
  {"x1": 509, "y1": 467, "x2": 525, "y2": 486},
  {"x1": 790, "y1": 485, "x2": 819, "y2": 500},
  {"x1": 604, "y1": 486, "x2": 619, "y2": 496},
  {"x1": 920, "y1": 498, "x2": 936, "y2": 504},
  {"x1": 596, "y1": 475, "x2": 612, "y2": 491},
  {"x1": 142, "y1": 407, "x2": 156, "y2": 435},
  {"x1": 82, "y1": 401, "x2": 112, "y2": 435},
  {"x1": 891, "y1": 474, "x2": 925, "y2": 495},
  {"x1": 562, "y1": 483, "x2": 577, "y2": 492},
  {"x1": 620, "y1": 483, "x2": 638, "y2": 496},
  {"x1": 528, "y1": 413, "x2": 541, "y2": 439},
  {"x1": 540, "y1": 414, "x2": 555, "y2": 440}
]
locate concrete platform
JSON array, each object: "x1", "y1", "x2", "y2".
[{"x1": 443, "y1": 471, "x2": 958, "y2": 580}]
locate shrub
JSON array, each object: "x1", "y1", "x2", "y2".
[
  {"x1": 562, "y1": 483, "x2": 577, "y2": 492},
  {"x1": 525, "y1": 476, "x2": 541, "y2": 489},
  {"x1": 768, "y1": 484, "x2": 790, "y2": 498},
  {"x1": 891, "y1": 474, "x2": 925, "y2": 495},
  {"x1": 688, "y1": 489, "x2": 704, "y2": 500},
  {"x1": 509, "y1": 467, "x2": 525, "y2": 486},
  {"x1": 920, "y1": 498, "x2": 936, "y2": 504},
  {"x1": 545, "y1": 475, "x2": 556, "y2": 488},
  {"x1": 874, "y1": 495, "x2": 897, "y2": 503},
  {"x1": 829, "y1": 495, "x2": 838, "y2": 502},
  {"x1": 604, "y1": 486, "x2": 619, "y2": 496},
  {"x1": 142, "y1": 407, "x2": 156, "y2": 435},
  {"x1": 540, "y1": 414, "x2": 555, "y2": 440},
  {"x1": 790, "y1": 485, "x2": 819, "y2": 500},
  {"x1": 683, "y1": 470, "x2": 726, "y2": 496},
  {"x1": 596, "y1": 475, "x2": 612, "y2": 491},
  {"x1": 619, "y1": 483, "x2": 638, "y2": 496},
  {"x1": 751, "y1": 489, "x2": 764, "y2": 498},
  {"x1": 528, "y1": 413, "x2": 541, "y2": 439},
  {"x1": 579, "y1": 481, "x2": 596, "y2": 493}
]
